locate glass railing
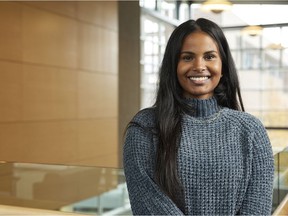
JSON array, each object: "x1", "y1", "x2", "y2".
[
  {"x1": 0, "y1": 147, "x2": 287, "y2": 215},
  {"x1": 0, "y1": 162, "x2": 131, "y2": 215},
  {"x1": 273, "y1": 147, "x2": 288, "y2": 213}
]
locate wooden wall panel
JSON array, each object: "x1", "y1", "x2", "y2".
[
  {"x1": 78, "y1": 23, "x2": 103, "y2": 72},
  {"x1": 0, "y1": 1, "x2": 119, "y2": 168},
  {"x1": 22, "y1": 65, "x2": 77, "y2": 121},
  {"x1": 0, "y1": 62, "x2": 22, "y2": 122},
  {"x1": 22, "y1": 6, "x2": 78, "y2": 68},
  {"x1": 0, "y1": 3, "x2": 22, "y2": 61}
]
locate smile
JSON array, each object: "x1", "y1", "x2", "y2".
[{"x1": 188, "y1": 76, "x2": 209, "y2": 81}]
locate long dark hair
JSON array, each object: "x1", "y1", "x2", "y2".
[{"x1": 154, "y1": 18, "x2": 244, "y2": 211}]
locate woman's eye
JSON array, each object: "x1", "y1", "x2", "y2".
[
  {"x1": 183, "y1": 55, "x2": 192, "y2": 61},
  {"x1": 205, "y1": 54, "x2": 216, "y2": 60}
]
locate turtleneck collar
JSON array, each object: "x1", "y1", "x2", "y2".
[{"x1": 184, "y1": 97, "x2": 221, "y2": 118}]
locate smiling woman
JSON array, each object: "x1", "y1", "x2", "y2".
[
  {"x1": 123, "y1": 18, "x2": 274, "y2": 215},
  {"x1": 177, "y1": 31, "x2": 222, "y2": 99}
]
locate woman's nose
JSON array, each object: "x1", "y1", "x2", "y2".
[{"x1": 192, "y1": 58, "x2": 205, "y2": 72}]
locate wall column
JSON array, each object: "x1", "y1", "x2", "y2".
[{"x1": 118, "y1": 1, "x2": 141, "y2": 167}]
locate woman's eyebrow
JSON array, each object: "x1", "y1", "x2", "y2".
[
  {"x1": 180, "y1": 50, "x2": 218, "y2": 54},
  {"x1": 204, "y1": 50, "x2": 218, "y2": 54},
  {"x1": 180, "y1": 51, "x2": 194, "y2": 54}
]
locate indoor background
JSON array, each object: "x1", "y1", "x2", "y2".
[{"x1": 0, "y1": 0, "x2": 287, "y2": 215}]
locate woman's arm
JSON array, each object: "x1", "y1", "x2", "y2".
[
  {"x1": 239, "y1": 121, "x2": 274, "y2": 215},
  {"x1": 123, "y1": 121, "x2": 184, "y2": 215}
]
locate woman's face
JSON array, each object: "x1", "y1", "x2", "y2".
[{"x1": 177, "y1": 31, "x2": 222, "y2": 99}]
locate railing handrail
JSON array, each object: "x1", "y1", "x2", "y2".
[
  {"x1": 266, "y1": 127, "x2": 288, "y2": 130},
  {"x1": 273, "y1": 193, "x2": 288, "y2": 215}
]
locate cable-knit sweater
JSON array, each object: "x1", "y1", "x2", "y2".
[{"x1": 123, "y1": 97, "x2": 274, "y2": 215}]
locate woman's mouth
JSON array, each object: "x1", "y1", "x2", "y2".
[{"x1": 189, "y1": 76, "x2": 209, "y2": 81}]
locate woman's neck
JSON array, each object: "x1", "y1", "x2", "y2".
[{"x1": 184, "y1": 97, "x2": 220, "y2": 117}]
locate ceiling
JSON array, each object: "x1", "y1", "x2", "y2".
[{"x1": 189, "y1": 0, "x2": 288, "y2": 4}]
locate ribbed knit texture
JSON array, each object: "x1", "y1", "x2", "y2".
[{"x1": 123, "y1": 97, "x2": 274, "y2": 215}]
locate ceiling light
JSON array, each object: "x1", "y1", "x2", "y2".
[
  {"x1": 266, "y1": 43, "x2": 284, "y2": 50},
  {"x1": 241, "y1": 25, "x2": 263, "y2": 37},
  {"x1": 201, "y1": 0, "x2": 233, "y2": 14}
]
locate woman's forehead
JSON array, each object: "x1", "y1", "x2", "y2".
[{"x1": 181, "y1": 31, "x2": 219, "y2": 52}]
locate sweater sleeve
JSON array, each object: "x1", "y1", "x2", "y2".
[
  {"x1": 123, "y1": 118, "x2": 184, "y2": 215},
  {"x1": 239, "y1": 119, "x2": 274, "y2": 215}
]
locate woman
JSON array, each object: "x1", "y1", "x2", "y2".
[{"x1": 123, "y1": 18, "x2": 274, "y2": 215}]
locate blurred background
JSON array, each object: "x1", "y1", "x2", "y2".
[{"x1": 0, "y1": 0, "x2": 287, "y2": 215}]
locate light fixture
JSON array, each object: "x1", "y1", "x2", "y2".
[
  {"x1": 266, "y1": 43, "x2": 283, "y2": 50},
  {"x1": 241, "y1": 25, "x2": 263, "y2": 37},
  {"x1": 201, "y1": 0, "x2": 233, "y2": 14}
]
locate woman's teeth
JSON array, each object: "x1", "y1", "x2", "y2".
[{"x1": 189, "y1": 76, "x2": 209, "y2": 81}]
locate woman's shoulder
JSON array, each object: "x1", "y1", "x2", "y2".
[
  {"x1": 130, "y1": 107, "x2": 156, "y2": 128},
  {"x1": 222, "y1": 108, "x2": 266, "y2": 131}
]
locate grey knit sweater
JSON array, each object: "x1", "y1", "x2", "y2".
[{"x1": 123, "y1": 97, "x2": 274, "y2": 215}]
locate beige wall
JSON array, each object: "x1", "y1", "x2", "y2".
[
  {"x1": 0, "y1": 2, "x2": 119, "y2": 167},
  {"x1": 118, "y1": 1, "x2": 141, "y2": 167}
]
